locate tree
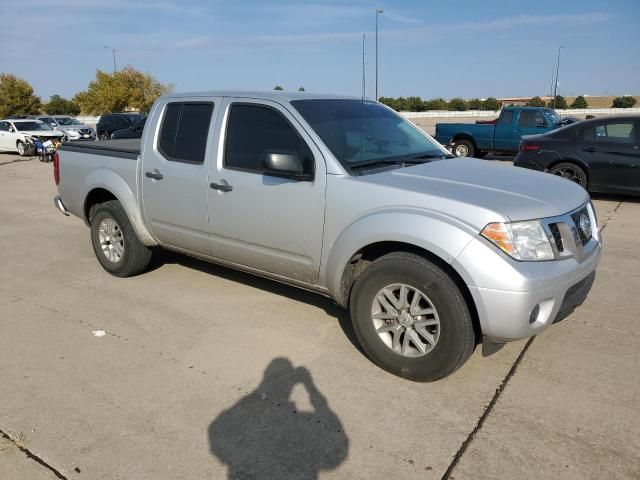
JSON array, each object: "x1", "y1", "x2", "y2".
[
  {"x1": 569, "y1": 95, "x2": 588, "y2": 109},
  {"x1": 0, "y1": 74, "x2": 42, "y2": 117},
  {"x1": 44, "y1": 95, "x2": 80, "y2": 115},
  {"x1": 547, "y1": 95, "x2": 567, "y2": 109},
  {"x1": 526, "y1": 96, "x2": 546, "y2": 107},
  {"x1": 467, "y1": 98, "x2": 483, "y2": 110},
  {"x1": 74, "y1": 66, "x2": 172, "y2": 115},
  {"x1": 274, "y1": 85, "x2": 284, "y2": 91},
  {"x1": 297, "y1": 86, "x2": 305, "y2": 92},
  {"x1": 423, "y1": 98, "x2": 447, "y2": 110},
  {"x1": 448, "y1": 97, "x2": 468, "y2": 111},
  {"x1": 612, "y1": 96, "x2": 637, "y2": 108},
  {"x1": 405, "y1": 96, "x2": 425, "y2": 112},
  {"x1": 482, "y1": 97, "x2": 500, "y2": 111}
]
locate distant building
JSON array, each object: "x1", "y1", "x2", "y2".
[{"x1": 497, "y1": 97, "x2": 553, "y2": 107}]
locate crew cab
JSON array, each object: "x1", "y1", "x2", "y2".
[
  {"x1": 435, "y1": 106, "x2": 564, "y2": 158},
  {"x1": 53, "y1": 91, "x2": 601, "y2": 381}
]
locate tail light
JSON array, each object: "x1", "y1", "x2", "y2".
[
  {"x1": 519, "y1": 143, "x2": 540, "y2": 152},
  {"x1": 53, "y1": 151, "x2": 60, "y2": 185}
]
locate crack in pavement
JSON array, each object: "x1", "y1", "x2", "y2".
[
  {"x1": 0, "y1": 429, "x2": 67, "y2": 479},
  {"x1": 441, "y1": 337, "x2": 536, "y2": 479},
  {"x1": 0, "y1": 158, "x2": 35, "y2": 167}
]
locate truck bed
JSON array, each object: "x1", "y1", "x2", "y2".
[{"x1": 59, "y1": 139, "x2": 140, "y2": 160}]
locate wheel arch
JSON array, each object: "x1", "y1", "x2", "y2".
[
  {"x1": 452, "y1": 133, "x2": 477, "y2": 148},
  {"x1": 546, "y1": 158, "x2": 591, "y2": 184}
]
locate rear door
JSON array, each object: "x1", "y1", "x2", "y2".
[
  {"x1": 207, "y1": 98, "x2": 326, "y2": 284},
  {"x1": 141, "y1": 98, "x2": 220, "y2": 254},
  {"x1": 492, "y1": 109, "x2": 515, "y2": 151},
  {"x1": 581, "y1": 120, "x2": 640, "y2": 192}
]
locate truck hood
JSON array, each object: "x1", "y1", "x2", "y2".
[{"x1": 356, "y1": 158, "x2": 589, "y2": 226}]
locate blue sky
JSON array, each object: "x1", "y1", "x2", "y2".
[{"x1": 1, "y1": 0, "x2": 639, "y2": 100}]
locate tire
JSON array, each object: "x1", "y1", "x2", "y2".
[
  {"x1": 452, "y1": 139, "x2": 475, "y2": 157},
  {"x1": 90, "y1": 200, "x2": 152, "y2": 277},
  {"x1": 98, "y1": 132, "x2": 109, "y2": 141},
  {"x1": 549, "y1": 162, "x2": 588, "y2": 189},
  {"x1": 349, "y1": 252, "x2": 476, "y2": 382},
  {"x1": 16, "y1": 140, "x2": 27, "y2": 157}
]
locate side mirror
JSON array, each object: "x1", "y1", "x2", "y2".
[{"x1": 263, "y1": 151, "x2": 312, "y2": 180}]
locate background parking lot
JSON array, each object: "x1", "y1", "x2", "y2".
[{"x1": 1, "y1": 151, "x2": 639, "y2": 479}]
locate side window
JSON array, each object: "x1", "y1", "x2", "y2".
[
  {"x1": 497, "y1": 110, "x2": 514, "y2": 125},
  {"x1": 157, "y1": 102, "x2": 213, "y2": 164},
  {"x1": 224, "y1": 104, "x2": 313, "y2": 174},
  {"x1": 595, "y1": 122, "x2": 635, "y2": 144},
  {"x1": 113, "y1": 116, "x2": 129, "y2": 130},
  {"x1": 518, "y1": 110, "x2": 543, "y2": 127},
  {"x1": 0, "y1": 121, "x2": 9, "y2": 131}
]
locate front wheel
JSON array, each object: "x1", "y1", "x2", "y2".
[
  {"x1": 98, "y1": 132, "x2": 109, "y2": 141},
  {"x1": 16, "y1": 140, "x2": 27, "y2": 156},
  {"x1": 350, "y1": 252, "x2": 476, "y2": 381},
  {"x1": 90, "y1": 200, "x2": 152, "y2": 277},
  {"x1": 452, "y1": 139, "x2": 475, "y2": 157},
  {"x1": 549, "y1": 162, "x2": 588, "y2": 189}
]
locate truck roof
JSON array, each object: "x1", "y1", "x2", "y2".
[{"x1": 161, "y1": 90, "x2": 361, "y2": 102}]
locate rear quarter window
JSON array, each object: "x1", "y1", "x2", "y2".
[{"x1": 157, "y1": 102, "x2": 214, "y2": 164}]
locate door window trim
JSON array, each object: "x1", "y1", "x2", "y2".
[
  {"x1": 156, "y1": 101, "x2": 215, "y2": 165},
  {"x1": 222, "y1": 101, "x2": 315, "y2": 179}
]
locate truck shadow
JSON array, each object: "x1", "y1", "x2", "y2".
[
  {"x1": 148, "y1": 249, "x2": 364, "y2": 355},
  {"x1": 208, "y1": 357, "x2": 349, "y2": 479}
]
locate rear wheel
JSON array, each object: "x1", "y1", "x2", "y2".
[
  {"x1": 349, "y1": 252, "x2": 476, "y2": 381},
  {"x1": 549, "y1": 162, "x2": 588, "y2": 189},
  {"x1": 90, "y1": 200, "x2": 152, "y2": 277},
  {"x1": 452, "y1": 139, "x2": 475, "y2": 157},
  {"x1": 98, "y1": 132, "x2": 109, "y2": 141}
]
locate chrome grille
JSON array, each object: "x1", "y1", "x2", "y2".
[
  {"x1": 548, "y1": 223, "x2": 564, "y2": 252},
  {"x1": 570, "y1": 207, "x2": 592, "y2": 245}
]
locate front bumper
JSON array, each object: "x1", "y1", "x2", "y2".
[
  {"x1": 454, "y1": 229, "x2": 602, "y2": 343},
  {"x1": 65, "y1": 130, "x2": 96, "y2": 141}
]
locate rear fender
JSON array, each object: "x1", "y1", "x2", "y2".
[{"x1": 84, "y1": 168, "x2": 157, "y2": 246}]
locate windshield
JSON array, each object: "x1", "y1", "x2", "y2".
[
  {"x1": 126, "y1": 114, "x2": 145, "y2": 123},
  {"x1": 15, "y1": 122, "x2": 53, "y2": 131},
  {"x1": 291, "y1": 99, "x2": 446, "y2": 169},
  {"x1": 39, "y1": 117, "x2": 57, "y2": 127},
  {"x1": 545, "y1": 109, "x2": 562, "y2": 125},
  {"x1": 56, "y1": 117, "x2": 82, "y2": 126}
]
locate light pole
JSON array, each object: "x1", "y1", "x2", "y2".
[
  {"x1": 552, "y1": 45, "x2": 564, "y2": 109},
  {"x1": 375, "y1": 8, "x2": 383, "y2": 101},
  {"x1": 362, "y1": 33, "x2": 366, "y2": 101},
  {"x1": 104, "y1": 45, "x2": 117, "y2": 73}
]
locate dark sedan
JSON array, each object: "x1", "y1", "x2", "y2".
[
  {"x1": 515, "y1": 115, "x2": 639, "y2": 196},
  {"x1": 110, "y1": 117, "x2": 146, "y2": 140}
]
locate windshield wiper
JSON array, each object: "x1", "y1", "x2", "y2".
[{"x1": 349, "y1": 152, "x2": 451, "y2": 171}]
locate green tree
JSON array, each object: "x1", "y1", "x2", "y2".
[
  {"x1": 467, "y1": 98, "x2": 483, "y2": 110},
  {"x1": 274, "y1": 85, "x2": 284, "y2": 91},
  {"x1": 569, "y1": 95, "x2": 588, "y2": 109},
  {"x1": 74, "y1": 67, "x2": 172, "y2": 114},
  {"x1": 0, "y1": 74, "x2": 42, "y2": 117},
  {"x1": 405, "y1": 96, "x2": 425, "y2": 112},
  {"x1": 526, "y1": 96, "x2": 546, "y2": 107},
  {"x1": 297, "y1": 86, "x2": 305, "y2": 92},
  {"x1": 482, "y1": 97, "x2": 500, "y2": 111},
  {"x1": 547, "y1": 95, "x2": 567, "y2": 109},
  {"x1": 448, "y1": 97, "x2": 468, "y2": 111},
  {"x1": 611, "y1": 96, "x2": 637, "y2": 108},
  {"x1": 423, "y1": 98, "x2": 447, "y2": 110},
  {"x1": 43, "y1": 95, "x2": 80, "y2": 115}
]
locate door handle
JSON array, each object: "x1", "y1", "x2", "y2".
[
  {"x1": 582, "y1": 147, "x2": 598, "y2": 153},
  {"x1": 210, "y1": 181, "x2": 233, "y2": 192},
  {"x1": 145, "y1": 170, "x2": 164, "y2": 180}
]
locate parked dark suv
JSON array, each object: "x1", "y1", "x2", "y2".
[{"x1": 96, "y1": 113, "x2": 145, "y2": 140}]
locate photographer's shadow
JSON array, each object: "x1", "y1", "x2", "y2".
[{"x1": 208, "y1": 358, "x2": 349, "y2": 480}]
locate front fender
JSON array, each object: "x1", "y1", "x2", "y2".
[
  {"x1": 84, "y1": 168, "x2": 157, "y2": 246},
  {"x1": 322, "y1": 208, "x2": 477, "y2": 304}
]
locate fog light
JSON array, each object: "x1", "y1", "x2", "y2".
[{"x1": 529, "y1": 305, "x2": 540, "y2": 324}]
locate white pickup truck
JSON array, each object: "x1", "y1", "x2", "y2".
[{"x1": 53, "y1": 91, "x2": 601, "y2": 381}]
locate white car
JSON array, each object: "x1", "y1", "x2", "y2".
[
  {"x1": 0, "y1": 119, "x2": 64, "y2": 156},
  {"x1": 36, "y1": 116, "x2": 96, "y2": 141}
]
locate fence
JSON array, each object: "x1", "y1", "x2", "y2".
[{"x1": 400, "y1": 107, "x2": 640, "y2": 119}]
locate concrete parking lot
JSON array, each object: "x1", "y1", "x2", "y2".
[{"x1": 1, "y1": 151, "x2": 638, "y2": 480}]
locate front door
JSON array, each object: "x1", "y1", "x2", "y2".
[
  {"x1": 0, "y1": 121, "x2": 12, "y2": 150},
  {"x1": 492, "y1": 109, "x2": 516, "y2": 151},
  {"x1": 207, "y1": 98, "x2": 326, "y2": 284},
  {"x1": 141, "y1": 98, "x2": 220, "y2": 255}
]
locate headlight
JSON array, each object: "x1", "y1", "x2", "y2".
[{"x1": 481, "y1": 220, "x2": 554, "y2": 261}]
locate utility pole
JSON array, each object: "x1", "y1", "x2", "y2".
[
  {"x1": 362, "y1": 34, "x2": 366, "y2": 101},
  {"x1": 104, "y1": 45, "x2": 117, "y2": 73},
  {"x1": 375, "y1": 9, "x2": 383, "y2": 101},
  {"x1": 552, "y1": 45, "x2": 564, "y2": 108}
]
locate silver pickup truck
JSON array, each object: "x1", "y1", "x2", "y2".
[{"x1": 53, "y1": 91, "x2": 601, "y2": 381}]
